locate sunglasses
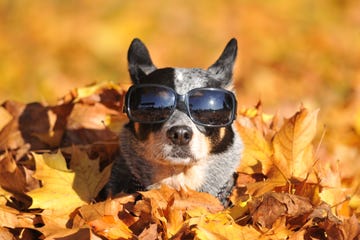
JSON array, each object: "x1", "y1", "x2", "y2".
[{"x1": 124, "y1": 84, "x2": 237, "y2": 127}]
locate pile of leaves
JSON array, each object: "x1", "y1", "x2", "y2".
[{"x1": 0, "y1": 83, "x2": 359, "y2": 239}]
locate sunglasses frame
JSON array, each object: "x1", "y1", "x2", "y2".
[{"x1": 124, "y1": 84, "x2": 237, "y2": 127}]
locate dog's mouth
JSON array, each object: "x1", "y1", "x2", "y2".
[
  {"x1": 161, "y1": 145, "x2": 196, "y2": 165},
  {"x1": 169, "y1": 147, "x2": 192, "y2": 158}
]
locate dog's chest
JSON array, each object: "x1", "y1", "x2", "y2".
[{"x1": 147, "y1": 160, "x2": 208, "y2": 191}]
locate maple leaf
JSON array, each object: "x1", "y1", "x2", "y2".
[
  {"x1": 189, "y1": 211, "x2": 260, "y2": 240},
  {"x1": 249, "y1": 192, "x2": 313, "y2": 229},
  {"x1": 73, "y1": 195, "x2": 138, "y2": 239},
  {"x1": 69, "y1": 146, "x2": 112, "y2": 202},
  {"x1": 28, "y1": 148, "x2": 112, "y2": 232},
  {"x1": 272, "y1": 107, "x2": 319, "y2": 180},
  {"x1": 27, "y1": 151, "x2": 86, "y2": 227},
  {"x1": 139, "y1": 185, "x2": 223, "y2": 213}
]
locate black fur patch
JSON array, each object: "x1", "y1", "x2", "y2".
[
  {"x1": 205, "y1": 79, "x2": 223, "y2": 88},
  {"x1": 139, "y1": 67, "x2": 176, "y2": 89},
  {"x1": 125, "y1": 122, "x2": 164, "y2": 141},
  {"x1": 108, "y1": 153, "x2": 145, "y2": 195},
  {"x1": 207, "y1": 126, "x2": 234, "y2": 154}
]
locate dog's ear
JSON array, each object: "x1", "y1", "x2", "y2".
[
  {"x1": 128, "y1": 38, "x2": 157, "y2": 83},
  {"x1": 208, "y1": 38, "x2": 237, "y2": 85}
]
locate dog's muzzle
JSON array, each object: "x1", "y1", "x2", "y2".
[{"x1": 166, "y1": 125, "x2": 193, "y2": 145}]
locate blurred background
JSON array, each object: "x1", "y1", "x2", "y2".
[{"x1": 0, "y1": 0, "x2": 360, "y2": 121}]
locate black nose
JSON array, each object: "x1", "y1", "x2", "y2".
[{"x1": 166, "y1": 126, "x2": 193, "y2": 145}]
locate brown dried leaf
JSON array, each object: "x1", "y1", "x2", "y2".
[
  {"x1": 40, "y1": 227, "x2": 93, "y2": 240},
  {"x1": 249, "y1": 192, "x2": 313, "y2": 229},
  {"x1": 140, "y1": 185, "x2": 224, "y2": 213},
  {"x1": 314, "y1": 212, "x2": 360, "y2": 240},
  {"x1": 0, "y1": 205, "x2": 35, "y2": 229},
  {"x1": 137, "y1": 224, "x2": 159, "y2": 240},
  {"x1": 0, "y1": 152, "x2": 28, "y2": 193},
  {"x1": 64, "y1": 102, "x2": 119, "y2": 146},
  {"x1": 0, "y1": 101, "x2": 26, "y2": 151}
]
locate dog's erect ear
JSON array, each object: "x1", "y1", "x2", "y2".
[
  {"x1": 128, "y1": 38, "x2": 157, "y2": 83},
  {"x1": 208, "y1": 38, "x2": 237, "y2": 85}
]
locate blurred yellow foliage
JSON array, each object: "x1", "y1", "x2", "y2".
[{"x1": 0, "y1": 0, "x2": 359, "y2": 109}]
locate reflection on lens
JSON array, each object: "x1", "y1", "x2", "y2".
[
  {"x1": 188, "y1": 89, "x2": 234, "y2": 126},
  {"x1": 128, "y1": 86, "x2": 176, "y2": 123}
]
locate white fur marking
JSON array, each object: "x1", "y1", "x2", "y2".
[{"x1": 149, "y1": 159, "x2": 207, "y2": 191}]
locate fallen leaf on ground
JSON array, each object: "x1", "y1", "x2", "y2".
[
  {"x1": 272, "y1": 108, "x2": 319, "y2": 181},
  {"x1": 0, "y1": 82, "x2": 359, "y2": 239},
  {"x1": 28, "y1": 151, "x2": 86, "y2": 227},
  {"x1": 249, "y1": 192, "x2": 313, "y2": 229}
]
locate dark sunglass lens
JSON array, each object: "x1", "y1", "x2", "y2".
[
  {"x1": 188, "y1": 89, "x2": 234, "y2": 126},
  {"x1": 128, "y1": 86, "x2": 175, "y2": 123}
]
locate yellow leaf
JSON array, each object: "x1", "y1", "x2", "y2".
[
  {"x1": 272, "y1": 108, "x2": 319, "y2": 180},
  {"x1": 166, "y1": 206, "x2": 185, "y2": 238},
  {"x1": 192, "y1": 212, "x2": 260, "y2": 240},
  {"x1": 70, "y1": 146, "x2": 112, "y2": 202},
  {"x1": 236, "y1": 121, "x2": 273, "y2": 174},
  {"x1": 258, "y1": 217, "x2": 295, "y2": 239},
  {"x1": 354, "y1": 108, "x2": 360, "y2": 135},
  {"x1": 28, "y1": 151, "x2": 86, "y2": 223},
  {"x1": 349, "y1": 195, "x2": 360, "y2": 213},
  {"x1": 39, "y1": 150, "x2": 70, "y2": 172},
  {"x1": 32, "y1": 109, "x2": 63, "y2": 147}
]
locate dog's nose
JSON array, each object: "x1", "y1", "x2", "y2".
[{"x1": 166, "y1": 126, "x2": 193, "y2": 145}]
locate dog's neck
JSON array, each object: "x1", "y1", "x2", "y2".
[
  {"x1": 119, "y1": 134, "x2": 208, "y2": 191},
  {"x1": 145, "y1": 158, "x2": 208, "y2": 190}
]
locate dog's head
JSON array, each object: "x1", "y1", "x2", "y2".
[{"x1": 123, "y1": 38, "x2": 238, "y2": 166}]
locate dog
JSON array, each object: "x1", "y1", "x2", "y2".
[{"x1": 108, "y1": 38, "x2": 243, "y2": 204}]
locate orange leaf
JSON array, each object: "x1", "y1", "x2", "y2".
[
  {"x1": 88, "y1": 215, "x2": 133, "y2": 240},
  {"x1": 140, "y1": 185, "x2": 223, "y2": 213},
  {"x1": 192, "y1": 211, "x2": 260, "y2": 240},
  {"x1": 272, "y1": 108, "x2": 319, "y2": 180}
]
